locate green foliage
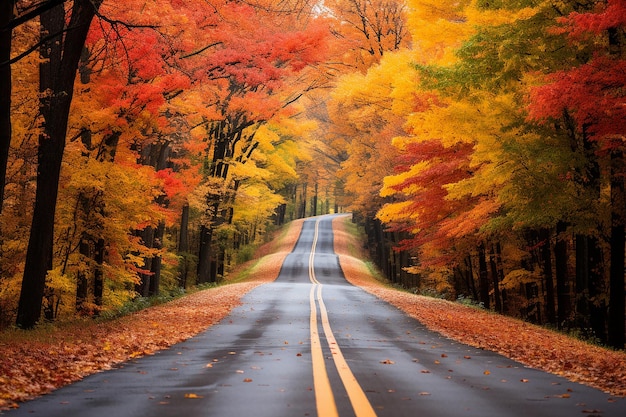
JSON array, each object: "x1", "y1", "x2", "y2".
[{"x1": 236, "y1": 244, "x2": 257, "y2": 264}]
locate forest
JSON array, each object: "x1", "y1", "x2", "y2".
[{"x1": 0, "y1": 0, "x2": 624, "y2": 349}]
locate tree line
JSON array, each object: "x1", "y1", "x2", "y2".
[
  {"x1": 0, "y1": 0, "x2": 342, "y2": 329},
  {"x1": 2, "y1": 0, "x2": 624, "y2": 351},
  {"x1": 323, "y1": 0, "x2": 625, "y2": 349}
]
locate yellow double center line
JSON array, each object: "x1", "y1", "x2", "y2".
[{"x1": 308, "y1": 218, "x2": 377, "y2": 417}]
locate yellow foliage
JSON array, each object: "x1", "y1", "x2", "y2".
[
  {"x1": 406, "y1": 0, "x2": 473, "y2": 64},
  {"x1": 380, "y1": 160, "x2": 429, "y2": 197},
  {"x1": 465, "y1": 1, "x2": 537, "y2": 27},
  {"x1": 501, "y1": 269, "x2": 542, "y2": 291},
  {"x1": 377, "y1": 200, "x2": 418, "y2": 225}
]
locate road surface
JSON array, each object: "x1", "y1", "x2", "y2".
[{"x1": 4, "y1": 214, "x2": 625, "y2": 416}]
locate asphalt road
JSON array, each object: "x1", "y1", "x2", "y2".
[{"x1": 4, "y1": 214, "x2": 626, "y2": 417}]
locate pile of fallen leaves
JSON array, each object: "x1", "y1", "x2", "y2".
[
  {"x1": 0, "y1": 220, "x2": 303, "y2": 410},
  {"x1": 332, "y1": 216, "x2": 626, "y2": 397}
]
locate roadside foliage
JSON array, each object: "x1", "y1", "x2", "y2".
[
  {"x1": 325, "y1": 0, "x2": 626, "y2": 348},
  {"x1": 1, "y1": 0, "x2": 330, "y2": 328},
  {"x1": 0, "y1": 0, "x2": 624, "y2": 349}
]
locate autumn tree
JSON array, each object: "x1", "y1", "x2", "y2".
[
  {"x1": 177, "y1": 2, "x2": 329, "y2": 283},
  {"x1": 16, "y1": 0, "x2": 103, "y2": 329},
  {"x1": 325, "y1": 0, "x2": 411, "y2": 70},
  {"x1": 0, "y1": 1, "x2": 16, "y2": 214},
  {"x1": 528, "y1": 0, "x2": 626, "y2": 348}
]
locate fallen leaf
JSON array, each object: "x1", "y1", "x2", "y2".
[
  {"x1": 419, "y1": 392, "x2": 431, "y2": 396},
  {"x1": 380, "y1": 359, "x2": 395, "y2": 364},
  {"x1": 184, "y1": 393, "x2": 203, "y2": 399},
  {"x1": 243, "y1": 378, "x2": 253, "y2": 383},
  {"x1": 484, "y1": 370, "x2": 491, "y2": 375}
]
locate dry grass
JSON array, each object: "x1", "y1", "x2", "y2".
[{"x1": 332, "y1": 215, "x2": 626, "y2": 397}]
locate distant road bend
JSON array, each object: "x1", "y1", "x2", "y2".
[{"x1": 5, "y1": 214, "x2": 626, "y2": 417}]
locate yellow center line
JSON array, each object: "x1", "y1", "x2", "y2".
[
  {"x1": 309, "y1": 284, "x2": 339, "y2": 417},
  {"x1": 308, "y1": 218, "x2": 377, "y2": 417}
]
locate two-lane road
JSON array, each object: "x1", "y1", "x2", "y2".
[{"x1": 4, "y1": 215, "x2": 625, "y2": 416}]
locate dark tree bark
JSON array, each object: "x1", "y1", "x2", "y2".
[
  {"x1": 477, "y1": 243, "x2": 490, "y2": 310},
  {"x1": 93, "y1": 238, "x2": 105, "y2": 310},
  {"x1": 465, "y1": 254, "x2": 478, "y2": 301},
  {"x1": 16, "y1": 0, "x2": 102, "y2": 329},
  {"x1": 575, "y1": 234, "x2": 606, "y2": 341},
  {"x1": 540, "y1": 228, "x2": 557, "y2": 325},
  {"x1": 489, "y1": 244, "x2": 503, "y2": 314},
  {"x1": 607, "y1": 27, "x2": 626, "y2": 350},
  {"x1": 0, "y1": 0, "x2": 16, "y2": 214},
  {"x1": 608, "y1": 148, "x2": 625, "y2": 349},
  {"x1": 75, "y1": 240, "x2": 90, "y2": 314},
  {"x1": 554, "y1": 221, "x2": 572, "y2": 328},
  {"x1": 197, "y1": 224, "x2": 213, "y2": 284},
  {"x1": 179, "y1": 203, "x2": 190, "y2": 252}
]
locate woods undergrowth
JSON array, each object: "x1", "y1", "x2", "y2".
[{"x1": 0, "y1": 219, "x2": 303, "y2": 410}]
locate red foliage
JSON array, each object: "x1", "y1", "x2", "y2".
[
  {"x1": 387, "y1": 139, "x2": 475, "y2": 257},
  {"x1": 558, "y1": 0, "x2": 626, "y2": 38},
  {"x1": 529, "y1": 55, "x2": 626, "y2": 148},
  {"x1": 529, "y1": 0, "x2": 626, "y2": 150}
]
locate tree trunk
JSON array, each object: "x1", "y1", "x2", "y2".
[
  {"x1": 576, "y1": 234, "x2": 606, "y2": 341},
  {"x1": 489, "y1": 244, "x2": 503, "y2": 314},
  {"x1": 179, "y1": 203, "x2": 190, "y2": 253},
  {"x1": 554, "y1": 221, "x2": 572, "y2": 329},
  {"x1": 135, "y1": 226, "x2": 155, "y2": 297},
  {"x1": 17, "y1": 0, "x2": 101, "y2": 329},
  {"x1": 300, "y1": 182, "x2": 307, "y2": 218},
  {"x1": 148, "y1": 221, "x2": 164, "y2": 296},
  {"x1": 0, "y1": 0, "x2": 15, "y2": 214},
  {"x1": 76, "y1": 240, "x2": 90, "y2": 314},
  {"x1": 607, "y1": 27, "x2": 626, "y2": 349},
  {"x1": 464, "y1": 254, "x2": 478, "y2": 301},
  {"x1": 178, "y1": 203, "x2": 190, "y2": 288},
  {"x1": 312, "y1": 182, "x2": 318, "y2": 216},
  {"x1": 93, "y1": 238, "x2": 104, "y2": 311},
  {"x1": 540, "y1": 228, "x2": 556, "y2": 325},
  {"x1": 477, "y1": 243, "x2": 490, "y2": 310},
  {"x1": 608, "y1": 148, "x2": 625, "y2": 349},
  {"x1": 197, "y1": 225, "x2": 213, "y2": 283}
]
